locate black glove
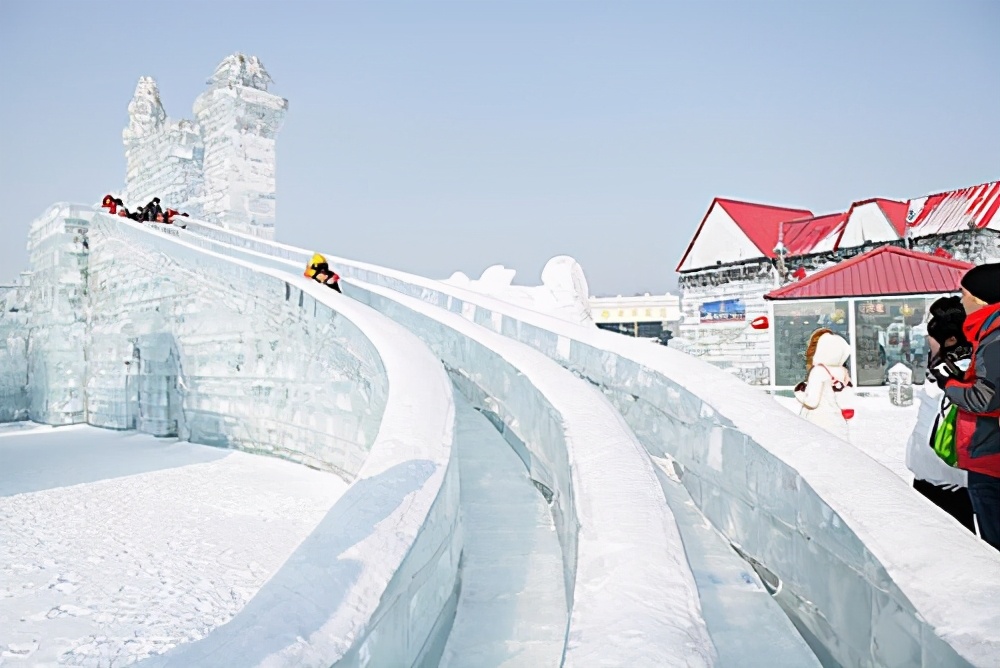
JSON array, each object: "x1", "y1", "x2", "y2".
[{"x1": 928, "y1": 358, "x2": 960, "y2": 390}]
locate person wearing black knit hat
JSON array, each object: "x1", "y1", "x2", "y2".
[
  {"x1": 940, "y1": 262, "x2": 1000, "y2": 550},
  {"x1": 906, "y1": 296, "x2": 976, "y2": 532},
  {"x1": 961, "y1": 263, "x2": 1000, "y2": 308}
]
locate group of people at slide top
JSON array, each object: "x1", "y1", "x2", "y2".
[
  {"x1": 794, "y1": 262, "x2": 1000, "y2": 552},
  {"x1": 304, "y1": 253, "x2": 342, "y2": 293},
  {"x1": 101, "y1": 194, "x2": 189, "y2": 226}
]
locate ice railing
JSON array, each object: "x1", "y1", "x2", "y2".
[
  {"x1": 87, "y1": 214, "x2": 461, "y2": 667},
  {"x1": 183, "y1": 218, "x2": 1000, "y2": 667},
  {"x1": 175, "y1": 222, "x2": 716, "y2": 664}
]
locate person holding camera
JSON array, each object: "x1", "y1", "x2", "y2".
[
  {"x1": 930, "y1": 263, "x2": 1000, "y2": 549},
  {"x1": 906, "y1": 296, "x2": 975, "y2": 532}
]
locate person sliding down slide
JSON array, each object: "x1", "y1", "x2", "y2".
[{"x1": 304, "y1": 253, "x2": 342, "y2": 293}]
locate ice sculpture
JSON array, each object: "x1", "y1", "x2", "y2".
[
  {"x1": 0, "y1": 274, "x2": 30, "y2": 421},
  {"x1": 194, "y1": 53, "x2": 287, "y2": 239},
  {"x1": 123, "y1": 78, "x2": 206, "y2": 219},
  {"x1": 121, "y1": 54, "x2": 286, "y2": 239},
  {"x1": 81, "y1": 215, "x2": 460, "y2": 668},
  {"x1": 185, "y1": 221, "x2": 999, "y2": 667},
  {"x1": 22, "y1": 203, "x2": 95, "y2": 424},
  {"x1": 444, "y1": 255, "x2": 594, "y2": 325}
]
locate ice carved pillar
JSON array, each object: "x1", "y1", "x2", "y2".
[{"x1": 193, "y1": 53, "x2": 287, "y2": 240}]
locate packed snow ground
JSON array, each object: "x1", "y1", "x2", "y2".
[
  {"x1": 773, "y1": 391, "x2": 919, "y2": 482},
  {"x1": 0, "y1": 426, "x2": 346, "y2": 667}
]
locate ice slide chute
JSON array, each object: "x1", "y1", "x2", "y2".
[{"x1": 180, "y1": 217, "x2": 1000, "y2": 667}]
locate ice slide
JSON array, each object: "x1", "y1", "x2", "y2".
[
  {"x1": 171, "y1": 220, "x2": 818, "y2": 665},
  {"x1": 126, "y1": 216, "x2": 724, "y2": 664},
  {"x1": 180, "y1": 218, "x2": 1000, "y2": 667},
  {"x1": 72, "y1": 216, "x2": 462, "y2": 666},
  {"x1": 76, "y1": 214, "x2": 725, "y2": 666}
]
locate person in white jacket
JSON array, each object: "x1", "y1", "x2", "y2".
[
  {"x1": 794, "y1": 329, "x2": 854, "y2": 442},
  {"x1": 905, "y1": 296, "x2": 976, "y2": 532}
]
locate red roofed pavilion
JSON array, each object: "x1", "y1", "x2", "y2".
[
  {"x1": 764, "y1": 245, "x2": 973, "y2": 300},
  {"x1": 763, "y1": 245, "x2": 974, "y2": 387}
]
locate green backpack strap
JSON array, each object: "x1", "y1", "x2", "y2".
[{"x1": 932, "y1": 404, "x2": 959, "y2": 467}]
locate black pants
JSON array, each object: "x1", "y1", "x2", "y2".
[
  {"x1": 967, "y1": 471, "x2": 1000, "y2": 550},
  {"x1": 912, "y1": 478, "x2": 976, "y2": 533}
]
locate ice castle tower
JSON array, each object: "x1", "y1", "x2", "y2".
[
  {"x1": 123, "y1": 77, "x2": 206, "y2": 219},
  {"x1": 122, "y1": 54, "x2": 287, "y2": 239},
  {"x1": 194, "y1": 54, "x2": 288, "y2": 240}
]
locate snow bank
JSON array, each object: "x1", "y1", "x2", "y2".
[
  {"x1": 1, "y1": 428, "x2": 345, "y2": 667},
  {"x1": 179, "y1": 219, "x2": 1000, "y2": 667},
  {"x1": 81, "y1": 215, "x2": 460, "y2": 667}
]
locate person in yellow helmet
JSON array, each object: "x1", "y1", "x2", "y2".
[{"x1": 304, "y1": 253, "x2": 342, "y2": 293}]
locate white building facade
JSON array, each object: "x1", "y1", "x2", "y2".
[{"x1": 588, "y1": 293, "x2": 681, "y2": 339}]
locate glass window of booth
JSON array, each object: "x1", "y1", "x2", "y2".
[
  {"x1": 773, "y1": 301, "x2": 850, "y2": 386},
  {"x1": 854, "y1": 298, "x2": 933, "y2": 386}
]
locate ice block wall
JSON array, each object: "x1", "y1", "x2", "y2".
[
  {"x1": 0, "y1": 277, "x2": 30, "y2": 421},
  {"x1": 22, "y1": 204, "x2": 95, "y2": 425},
  {"x1": 194, "y1": 54, "x2": 287, "y2": 239},
  {"x1": 86, "y1": 217, "x2": 386, "y2": 477},
  {"x1": 122, "y1": 77, "x2": 206, "y2": 219}
]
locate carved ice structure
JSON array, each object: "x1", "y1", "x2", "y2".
[
  {"x1": 444, "y1": 255, "x2": 594, "y2": 325},
  {"x1": 194, "y1": 54, "x2": 287, "y2": 238},
  {"x1": 0, "y1": 273, "x2": 30, "y2": 421},
  {"x1": 178, "y1": 219, "x2": 1000, "y2": 667},
  {"x1": 9, "y1": 211, "x2": 461, "y2": 666},
  {"x1": 22, "y1": 203, "x2": 95, "y2": 424},
  {"x1": 122, "y1": 53, "x2": 286, "y2": 239},
  {"x1": 123, "y1": 77, "x2": 206, "y2": 221}
]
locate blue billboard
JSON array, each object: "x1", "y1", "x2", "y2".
[{"x1": 699, "y1": 299, "x2": 746, "y2": 323}]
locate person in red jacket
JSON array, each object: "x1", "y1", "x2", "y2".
[{"x1": 936, "y1": 263, "x2": 1000, "y2": 549}]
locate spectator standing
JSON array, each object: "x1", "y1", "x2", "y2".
[
  {"x1": 935, "y1": 263, "x2": 1000, "y2": 549},
  {"x1": 905, "y1": 297, "x2": 975, "y2": 532}
]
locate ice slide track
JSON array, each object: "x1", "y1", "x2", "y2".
[
  {"x1": 87, "y1": 217, "x2": 461, "y2": 667},
  {"x1": 172, "y1": 220, "x2": 819, "y2": 666},
  {"x1": 101, "y1": 218, "x2": 719, "y2": 666},
  {"x1": 152, "y1": 220, "x2": 722, "y2": 664},
  {"x1": 179, "y1": 218, "x2": 1000, "y2": 668}
]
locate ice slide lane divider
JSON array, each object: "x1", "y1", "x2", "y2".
[
  {"x1": 89, "y1": 216, "x2": 461, "y2": 668},
  {"x1": 183, "y1": 218, "x2": 1000, "y2": 667},
  {"x1": 173, "y1": 223, "x2": 716, "y2": 664}
]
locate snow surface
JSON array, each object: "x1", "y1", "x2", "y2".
[
  {"x1": 0, "y1": 426, "x2": 346, "y2": 667},
  {"x1": 773, "y1": 392, "x2": 918, "y2": 483}
]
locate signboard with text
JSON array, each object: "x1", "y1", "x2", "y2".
[{"x1": 699, "y1": 299, "x2": 746, "y2": 323}]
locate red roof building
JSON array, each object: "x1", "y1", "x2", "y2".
[
  {"x1": 765, "y1": 245, "x2": 973, "y2": 300},
  {"x1": 764, "y1": 246, "x2": 975, "y2": 387},
  {"x1": 905, "y1": 181, "x2": 1000, "y2": 237},
  {"x1": 676, "y1": 199, "x2": 813, "y2": 272},
  {"x1": 779, "y1": 212, "x2": 848, "y2": 256}
]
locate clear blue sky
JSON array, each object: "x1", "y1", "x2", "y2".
[{"x1": 1, "y1": 1, "x2": 997, "y2": 294}]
